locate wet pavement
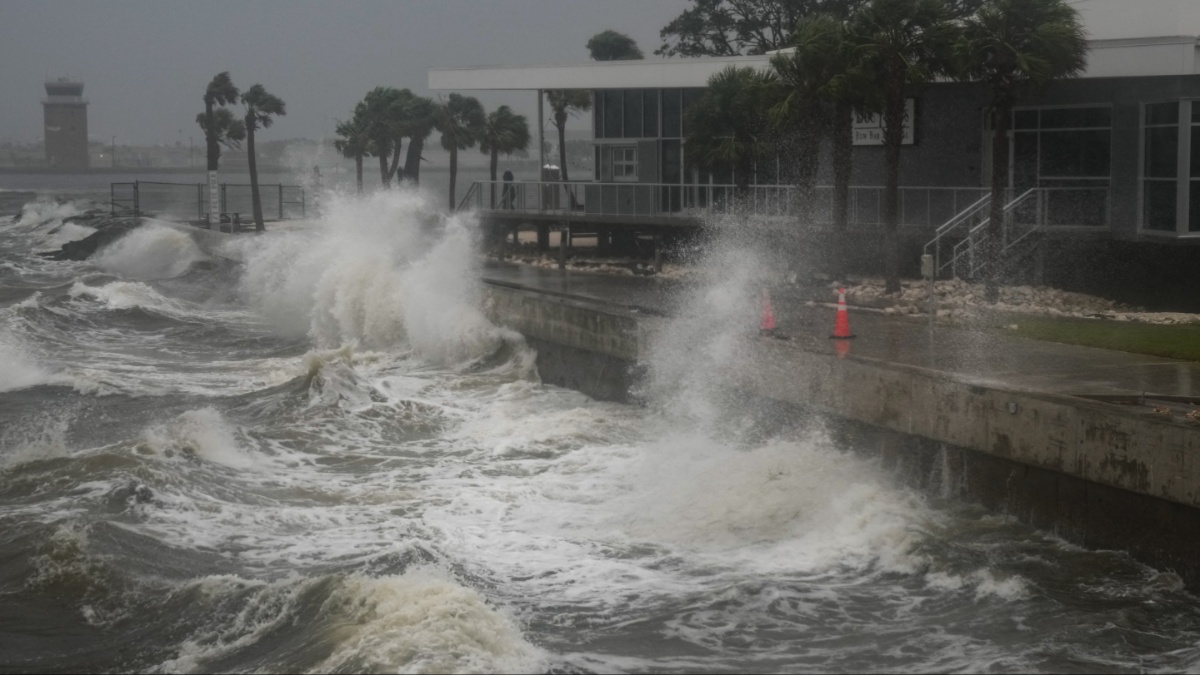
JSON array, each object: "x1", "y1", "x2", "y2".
[{"x1": 480, "y1": 261, "x2": 1200, "y2": 400}]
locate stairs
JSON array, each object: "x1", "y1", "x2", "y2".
[{"x1": 924, "y1": 188, "x2": 1046, "y2": 282}]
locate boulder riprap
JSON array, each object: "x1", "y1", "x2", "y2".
[{"x1": 37, "y1": 216, "x2": 146, "y2": 261}]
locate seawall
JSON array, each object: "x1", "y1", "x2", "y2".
[{"x1": 481, "y1": 280, "x2": 1200, "y2": 586}]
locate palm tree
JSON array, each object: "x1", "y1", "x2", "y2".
[
  {"x1": 480, "y1": 105, "x2": 531, "y2": 208},
  {"x1": 334, "y1": 111, "x2": 371, "y2": 194},
  {"x1": 397, "y1": 92, "x2": 436, "y2": 186},
  {"x1": 956, "y1": 0, "x2": 1087, "y2": 297},
  {"x1": 199, "y1": 72, "x2": 241, "y2": 228},
  {"x1": 544, "y1": 90, "x2": 592, "y2": 183},
  {"x1": 358, "y1": 87, "x2": 406, "y2": 188},
  {"x1": 771, "y1": 15, "x2": 847, "y2": 212},
  {"x1": 685, "y1": 66, "x2": 780, "y2": 195},
  {"x1": 433, "y1": 93, "x2": 486, "y2": 212},
  {"x1": 848, "y1": 0, "x2": 958, "y2": 293},
  {"x1": 241, "y1": 84, "x2": 286, "y2": 231}
]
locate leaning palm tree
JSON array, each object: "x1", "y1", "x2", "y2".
[
  {"x1": 544, "y1": 90, "x2": 592, "y2": 183},
  {"x1": 848, "y1": 0, "x2": 958, "y2": 293},
  {"x1": 200, "y1": 72, "x2": 241, "y2": 228},
  {"x1": 685, "y1": 66, "x2": 780, "y2": 196},
  {"x1": 399, "y1": 94, "x2": 436, "y2": 186},
  {"x1": 241, "y1": 84, "x2": 286, "y2": 231},
  {"x1": 334, "y1": 111, "x2": 371, "y2": 194},
  {"x1": 479, "y1": 105, "x2": 531, "y2": 208},
  {"x1": 957, "y1": 0, "x2": 1087, "y2": 298},
  {"x1": 433, "y1": 93, "x2": 486, "y2": 211}
]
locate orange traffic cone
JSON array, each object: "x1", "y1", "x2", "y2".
[
  {"x1": 830, "y1": 287, "x2": 855, "y2": 339},
  {"x1": 760, "y1": 289, "x2": 776, "y2": 335}
]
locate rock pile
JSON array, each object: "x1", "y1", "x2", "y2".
[{"x1": 841, "y1": 278, "x2": 1200, "y2": 325}]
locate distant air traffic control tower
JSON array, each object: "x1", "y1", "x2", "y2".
[{"x1": 42, "y1": 78, "x2": 89, "y2": 168}]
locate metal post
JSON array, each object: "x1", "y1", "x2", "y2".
[
  {"x1": 301, "y1": 189, "x2": 306, "y2": 219},
  {"x1": 197, "y1": 183, "x2": 203, "y2": 221},
  {"x1": 110, "y1": 183, "x2": 115, "y2": 216},
  {"x1": 278, "y1": 184, "x2": 284, "y2": 220},
  {"x1": 133, "y1": 181, "x2": 140, "y2": 216}
]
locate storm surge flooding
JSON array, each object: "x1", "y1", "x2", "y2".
[{"x1": 4, "y1": 190, "x2": 1200, "y2": 674}]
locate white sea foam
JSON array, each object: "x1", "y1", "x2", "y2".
[
  {"x1": 92, "y1": 223, "x2": 207, "y2": 280},
  {"x1": 156, "y1": 569, "x2": 545, "y2": 674},
  {"x1": 0, "y1": 336, "x2": 53, "y2": 393},
  {"x1": 67, "y1": 279, "x2": 185, "y2": 314},
  {"x1": 239, "y1": 190, "x2": 510, "y2": 365},
  {"x1": 141, "y1": 408, "x2": 258, "y2": 470}
]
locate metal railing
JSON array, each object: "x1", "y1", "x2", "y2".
[
  {"x1": 459, "y1": 180, "x2": 993, "y2": 230},
  {"x1": 110, "y1": 180, "x2": 305, "y2": 221},
  {"x1": 927, "y1": 187, "x2": 1110, "y2": 279}
]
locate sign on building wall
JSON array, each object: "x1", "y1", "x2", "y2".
[{"x1": 852, "y1": 99, "x2": 916, "y2": 146}]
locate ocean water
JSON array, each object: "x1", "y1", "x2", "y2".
[{"x1": 3, "y1": 189, "x2": 1200, "y2": 674}]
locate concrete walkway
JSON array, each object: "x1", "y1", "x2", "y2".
[{"x1": 480, "y1": 261, "x2": 1200, "y2": 402}]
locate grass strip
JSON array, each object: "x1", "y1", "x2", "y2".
[{"x1": 1007, "y1": 317, "x2": 1200, "y2": 361}]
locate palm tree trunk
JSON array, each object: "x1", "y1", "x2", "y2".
[
  {"x1": 448, "y1": 147, "x2": 458, "y2": 212},
  {"x1": 556, "y1": 115, "x2": 579, "y2": 210},
  {"x1": 490, "y1": 148, "x2": 499, "y2": 208},
  {"x1": 985, "y1": 103, "x2": 1012, "y2": 301},
  {"x1": 355, "y1": 154, "x2": 363, "y2": 194},
  {"x1": 247, "y1": 124, "x2": 265, "y2": 231},
  {"x1": 388, "y1": 142, "x2": 403, "y2": 186},
  {"x1": 882, "y1": 84, "x2": 905, "y2": 294},
  {"x1": 404, "y1": 137, "x2": 424, "y2": 185},
  {"x1": 379, "y1": 152, "x2": 390, "y2": 189}
]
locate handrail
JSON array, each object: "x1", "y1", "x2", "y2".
[
  {"x1": 456, "y1": 181, "x2": 480, "y2": 212},
  {"x1": 944, "y1": 188, "x2": 1040, "y2": 279}
]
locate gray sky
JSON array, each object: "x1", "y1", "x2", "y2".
[{"x1": 0, "y1": 0, "x2": 689, "y2": 145}]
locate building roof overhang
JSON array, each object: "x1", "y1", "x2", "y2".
[{"x1": 429, "y1": 36, "x2": 1200, "y2": 91}]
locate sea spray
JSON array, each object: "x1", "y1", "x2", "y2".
[
  {"x1": 92, "y1": 223, "x2": 207, "y2": 280},
  {"x1": 239, "y1": 190, "x2": 509, "y2": 365}
]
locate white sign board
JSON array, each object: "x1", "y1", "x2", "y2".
[{"x1": 853, "y1": 99, "x2": 915, "y2": 146}]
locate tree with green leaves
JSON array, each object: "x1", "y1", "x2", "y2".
[
  {"x1": 685, "y1": 65, "x2": 780, "y2": 195},
  {"x1": 198, "y1": 72, "x2": 244, "y2": 228},
  {"x1": 399, "y1": 94, "x2": 436, "y2": 186},
  {"x1": 433, "y1": 93, "x2": 486, "y2": 212},
  {"x1": 848, "y1": 0, "x2": 958, "y2": 293},
  {"x1": 587, "y1": 30, "x2": 644, "y2": 60},
  {"x1": 334, "y1": 110, "x2": 371, "y2": 194},
  {"x1": 657, "y1": 0, "x2": 982, "y2": 55},
  {"x1": 357, "y1": 87, "x2": 408, "y2": 188},
  {"x1": 545, "y1": 90, "x2": 592, "y2": 184},
  {"x1": 479, "y1": 105, "x2": 531, "y2": 208},
  {"x1": 241, "y1": 84, "x2": 286, "y2": 231},
  {"x1": 956, "y1": 0, "x2": 1087, "y2": 297}
]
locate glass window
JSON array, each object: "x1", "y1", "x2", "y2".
[
  {"x1": 643, "y1": 90, "x2": 658, "y2": 137},
  {"x1": 1147, "y1": 102, "x2": 1180, "y2": 126},
  {"x1": 681, "y1": 89, "x2": 704, "y2": 138},
  {"x1": 662, "y1": 89, "x2": 681, "y2": 138},
  {"x1": 661, "y1": 139, "x2": 681, "y2": 183},
  {"x1": 1190, "y1": 182, "x2": 1200, "y2": 232},
  {"x1": 1013, "y1": 110, "x2": 1038, "y2": 129},
  {"x1": 612, "y1": 146, "x2": 637, "y2": 181},
  {"x1": 593, "y1": 91, "x2": 604, "y2": 138},
  {"x1": 603, "y1": 90, "x2": 623, "y2": 139},
  {"x1": 1144, "y1": 181, "x2": 1177, "y2": 231},
  {"x1": 1144, "y1": 126, "x2": 1178, "y2": 178},
  {"x1": 1040, "y1": 129, "x2": 1111, "y2": 177},
  {"x1": 1040, "y1": 107, "x2": 1111, "y2": 129},
  {"x1": 623, "y1": 89, "x2": 642, "y2": 139}
]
